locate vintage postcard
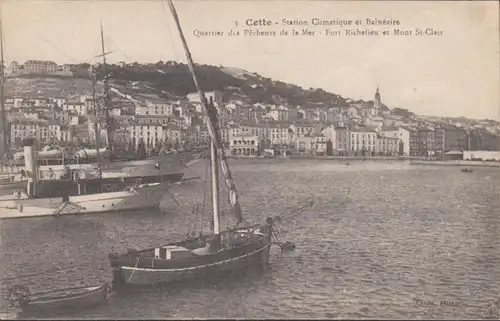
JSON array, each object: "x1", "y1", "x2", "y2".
[{"x1": 0, "y1": 0, "x2": 499, "y2": 319}]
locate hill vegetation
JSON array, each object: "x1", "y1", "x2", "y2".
[
  {"x1": 10, "y1": 61, "x2": 416, "y2": 117},
  {"x1": 71, "y1": 61, "x2": 352, "y2": 109}
]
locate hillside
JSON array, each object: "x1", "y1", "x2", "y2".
[
  {"x1": 6, "y1": 62, "x2": 412, "y2": 115},
  {"x1": 70, "y1": 62, "x2": 349, "y2": 108},
  {"x1": 4, "y1": 76, "x2": 101, "y2": 100}
]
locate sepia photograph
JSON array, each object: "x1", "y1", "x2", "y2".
[{"x1": 0, "y1": 0, "x2": 499, "y2": 319}]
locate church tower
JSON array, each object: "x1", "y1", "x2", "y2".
[{"x1": 373, "y1": 86, "x2": 381, "y2": 117}]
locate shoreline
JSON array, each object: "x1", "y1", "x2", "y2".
[
  {"x1": 227, "y1": 155, "x2": 424, "y2": 161},
  {"x1": 409, "y1": 160, "x2": 500, "y2": 168},
  {"x1": 226, "y1": 155, "x2": 500, "y2": 168}
]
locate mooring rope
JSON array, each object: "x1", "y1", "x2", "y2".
[{"x1": 273, "y1": 197, "x2": 314, "y2": 222}]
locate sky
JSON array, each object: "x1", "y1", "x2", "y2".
[{"x1": 1, "y1": 0, "x2": 499, "y2": 120}]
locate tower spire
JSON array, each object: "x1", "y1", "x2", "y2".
[{"x1": 374, "y1": 85, "x2": 381, "y2": 117}]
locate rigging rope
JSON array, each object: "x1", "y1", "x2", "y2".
[
  {"x1": 274, "y1": 197, "x2": 314, "y2": 222},
  {"x1": 160, "y1": 0, "x2": 181, "y2": 62},
  {"x1": 106, "y1": 37, "x2": 132, "y2": 62},
  {"x1": 20, "y1": 21, "x2": 80, "y2": 64}
]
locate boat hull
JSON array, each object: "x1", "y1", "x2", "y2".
[
  {"x1": 0, "y1": 182, "x2": 169, "y2": 220},
  {"x1": 19, "y1": 285, "x2": 108, "y2": 313},
  {"x1": 113, "y1": 241, "x2": 272, "y2": 286},
  {"x1": 0, "y1": 181, "x2": 26, "y2": 194}
]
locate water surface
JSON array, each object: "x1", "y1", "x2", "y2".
[{"x1": 1, "y1": 159, "x2": 499, "y2": 319}]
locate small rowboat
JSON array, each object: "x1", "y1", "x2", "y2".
[{"x1": 8, "y1": 283, "x2": 110, "y2": 312}]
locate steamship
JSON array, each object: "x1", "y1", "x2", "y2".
[
  {"x1": 0, "y1": 24, "x2": 203, "y2": 220},
  {"x1": 0, "y1": 139, "x2": 178, "y2": 220}
]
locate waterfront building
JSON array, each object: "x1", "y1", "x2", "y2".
[
  {"x1": 409, "y1": 127, "x2": 422, "y2": 156},
  {"x1": 381, "y1": 126, "x2": 411, "y2": 156},
  {"x1": 418, "y1": 127, "x2": 436, "y2": 157},
  {"x1": 435, "y1": 126, "x2": 468, "y2": 157},
  {"x1": 164, "y1": 123, "x2": 182, "y2": 147},
  {"x1": 334, "y1": 126, "x2": 350, "y2": 155},
  {"x1": 349, "y1": 127, "x2": 377, "y2": 155},
  {"x1": 261, "y1": 122, "x2": 290, "y2": 145},
  {"x1": 229, "y1": 135, "x2": 259, "y2": 156},
  {"x1": 295, "y1": 135, "x2": 327, "y2": 156},
  {"x1": 468, "y1": 129, "x2": 500, "y2": 151},
  {"x1": 129, "y1": 123, "x2": 164, "y2": 150},
  {"x1": 375, "y1": 135, "x2": 400, "y2": 156}
]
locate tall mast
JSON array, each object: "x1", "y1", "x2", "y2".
[
  {"x1": 0, "y1": 20, "x2": 8, "y2": 163},
  {"x1": 100, "y1": 22, "x2": 112, "y2": 152},
  {"x1": 90, "y1": 65, "x2": 102, "y2": 190},
  {"x1": 167, "y1": 0, "x2": 244, "y2": 229},
  {"x1": 209, "y1": 99, "x2": 220, "y2": 234},
  {"x1": 167, "y1": 0, "x2": 223, "y2": 233}
]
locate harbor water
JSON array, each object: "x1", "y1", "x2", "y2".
[{"x1": 0, "y1": 159, "x2": 499, "y2": 319}]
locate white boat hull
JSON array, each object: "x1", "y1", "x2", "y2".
[{"x1": 0, "y1": 183, "x2": 169, "y2": 220}]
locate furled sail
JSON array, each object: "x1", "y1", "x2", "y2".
[
  {"x1": 167, "y1": 0, "x2": 244, "y2": 225},
  {"x1": 207, "y1": 98, "x2": 244, "y2": 224}
]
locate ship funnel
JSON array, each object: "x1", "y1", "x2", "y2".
[{"x1": 22, "y1": 138, "x2": 37, "y2": 196}]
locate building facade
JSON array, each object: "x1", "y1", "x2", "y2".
[{"x1": 229, "y1": 135, "x2": 259, "y2": 156}]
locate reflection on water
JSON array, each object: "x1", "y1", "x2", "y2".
[{"x1": 0, "y1": 159, "x2": 499, "y2": 319}]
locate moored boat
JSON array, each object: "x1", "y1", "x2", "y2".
[
  {"x1": 8, "y1": 283, "x2": 110, "y2": 312},
  {"x1": 0, "y1": 25, "x2": 194, "y2": 220},
  {"x1": 109, "y1": 0, "x2": 275, "y2": 287},
  {"x1": 110, "y1": 222, "x2": 273, "y2": 286},
  {"x1": 0, "y1": 177, "x2": 26, "y2": 194},
  {"x1": 0, "y1": 181, "x2": 169, "y2": 219}
]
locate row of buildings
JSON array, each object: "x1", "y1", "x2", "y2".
[
  {"x1": 2, "y1": 71, "x2": 500, "y2": 157},
  {"x1": 8, "y1": 60, "x2": 73, "y2": 76}
]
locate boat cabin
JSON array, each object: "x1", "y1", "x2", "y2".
[{"x1": 154, "y1": 245, "x2": 193, "y2": 259}]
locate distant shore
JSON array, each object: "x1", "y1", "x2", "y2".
[
  {"x1": 409, "y1": 160, "x2": 500, "y2": 168},
  {"x1": 226, "y1": 155, "x2": 500, "y2": 168},
  {"x1": 227, "y1": 155, "x2": 423, "y2": 161},
  {"x1": 286, "y1": 155, "x2": 418, "y2": 161}
]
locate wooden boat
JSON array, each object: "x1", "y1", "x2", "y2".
[
  {"x1": 110, "y1": 221, "x2": 273, "y2": 285},
  {"x1": 8, "y1": 283, "x2": 110, "y2": 312},
  {"x1": 461, "y1": 168, "x2": 473, "y2": 173},
  {"x1": 109, "y1": 0, "x2": 275, "y2": 286}
]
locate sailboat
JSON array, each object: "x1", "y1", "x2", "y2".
[
  {"x1": 2, "y1": 22, "x2": 193, "y2": 184},
  {"x1": 0, "y1": 25, "x2": 176, "y2": 219},
  {"x1": 108, "y1": 0, "x2": 275, "y2": 286}
]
